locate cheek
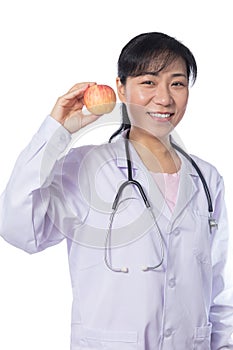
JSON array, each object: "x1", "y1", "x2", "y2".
[
  {"x1": 124, "y1": 89, "x2": 149, "y2": 122},
  {"x1": 182, "y1": 91, "x2": 189, "y2": 108},
  {"x1": 172, "y1": 96, "x2": 188, "y2": 125},
  {"x1": 127, "y1": 103, "x2": 146, "y2": 122},
  {"x1": 176, "y1": 92, "x2": 189, "y2": 113},
  {"x1": 126, "y1": 88, "x2": 149, "y2": 105}
]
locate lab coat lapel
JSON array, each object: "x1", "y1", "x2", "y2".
[
  {"x1": 114, "y1": 135, "x2": 199, "y2": 225},
  {"x1": 170, "y1": 154, "x2": 199, "y2": 227}
]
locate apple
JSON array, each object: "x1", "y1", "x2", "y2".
[{"x1": 84, "y1": 84, "x2": 116, "y2": 115}]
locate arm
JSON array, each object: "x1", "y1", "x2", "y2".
[
  {"x1": 0, "y1": 82, "x2": 100, "y2": 253},
  {"x1": 210, "y1": 177, "x2": 233, "y2": 348}
]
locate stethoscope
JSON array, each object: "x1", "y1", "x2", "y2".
[{"x1": 104, "y1": 129, "x2": 218, "y2": 273}]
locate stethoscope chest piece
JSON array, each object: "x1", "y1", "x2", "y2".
[{"x1": 208, "y1": 213, "x2": 218, "y2": 231}]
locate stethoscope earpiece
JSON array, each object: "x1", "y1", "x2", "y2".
[
  {"x1": 142, "y1": 266, "x2": 149, "y2": 272},
  {"x1": 121, "y1": 267, "x2": 129, "y2": 273}
]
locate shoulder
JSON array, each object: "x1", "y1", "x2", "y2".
[
  {"x1": 190, "y1": 154, "x2": 220, "y2": 174},
  {"x1": 189, "y1": 153, "x2": 223, "y2": 185},
  {"x1": 60, "y1": 138, "x2": 124, "y2": 165},
  {"x1": 56, "y1": 139, "x2": 125, "y2": 185}
]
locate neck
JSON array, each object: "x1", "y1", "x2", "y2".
[
  {"x1": 128, "y1": 127, "x2": 180, "y2": 173},
  {"x1": 129, "y1": 127, "x2": 171, "y2": 156}
]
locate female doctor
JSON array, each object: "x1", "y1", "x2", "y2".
[{"x1": 0, "y1": 32, "x2": 233, "y2": 349}]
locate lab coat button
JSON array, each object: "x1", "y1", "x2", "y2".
[
  {"x1": 60, "y1": 134, "x2": 67, "y2": 142},
  {"x1": 173, "y1": 228, "x2": 180, "y2": 236},
  {"x1": 168, "y1": 278, "x2": 176, "y2": 288},
  {"x1": 164, "y1": 328, "x2": 173, "y2": 337}
]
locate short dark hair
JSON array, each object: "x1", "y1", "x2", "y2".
[{"x1": 109, "y1": 32, "x2": 197, "y2": 142}]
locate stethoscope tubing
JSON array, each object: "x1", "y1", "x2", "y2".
[
  {"x1": 169, "y1": 137, "x2": 213, "y2": 213},
  {"x1": 104, "y1": 130, "x2": 218, "y2": 273},
  {"x1": 105, "y1": 190, "x2": 165, "y2": 273}
]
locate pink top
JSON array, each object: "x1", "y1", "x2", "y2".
[{"x1": 150, "y1": 171, "x2": 180, "y2": 213}]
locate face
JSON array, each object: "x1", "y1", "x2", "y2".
[{"x1": 116, "y1": 57, "x2": 189, "y2": 139}]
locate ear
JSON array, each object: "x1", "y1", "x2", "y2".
[{"x1": 116, "y1": 77, "x2": 127, "y2": 103}]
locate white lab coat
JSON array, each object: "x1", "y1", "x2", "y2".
[{"x1": 0, "y1": 116, "x2": 233, "y2": 349}]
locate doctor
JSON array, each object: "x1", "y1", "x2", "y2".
[{"x1": 0, "y1": 32, "x2": 233, "y2": 349}]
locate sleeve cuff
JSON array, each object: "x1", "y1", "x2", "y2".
[{"x1": 36, "y1": 115, "x2": 72, "y2": 153}]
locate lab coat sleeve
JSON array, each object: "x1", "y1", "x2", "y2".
[
  {"x1": 210, "y1": 176, "x2": 233, "y2": 348},
  {"x1": 0, "y1": 116, "x2": 75, "y2": 253}
]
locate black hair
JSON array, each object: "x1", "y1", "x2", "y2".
[{"x1": 109, "y1": 32, "x2": 197, "y2": 142}]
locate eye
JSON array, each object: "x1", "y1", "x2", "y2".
[
  {"x1": 172, "y1": 81, "x2": 186, "y2": 87},
  {"x1": 141, "y1": 80, "x2": 155, "y2": 85}
]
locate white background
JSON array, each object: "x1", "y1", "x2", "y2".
[{"x1": 0, "y1": 0, "x2": 232, "y2": 348}]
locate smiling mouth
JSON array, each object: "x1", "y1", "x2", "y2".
[{"x1": 147, "y1": 112, "x2": 174, "y2": 119}]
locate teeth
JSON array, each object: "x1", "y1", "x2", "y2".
[{"x1": 149, "y1": 113, "x2": 171, "y2": 118}]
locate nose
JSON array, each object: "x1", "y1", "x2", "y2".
[{"x1": 152, "y1": 84, "x2": 173, "y2": 106}]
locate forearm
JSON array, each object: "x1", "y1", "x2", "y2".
[{"x1": 0, "y1": 116, "x2": 71, "y2": 252}]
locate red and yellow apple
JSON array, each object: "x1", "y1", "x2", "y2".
[{"x1": 84, "y1": 84, "x2": 116, "y2": 115}]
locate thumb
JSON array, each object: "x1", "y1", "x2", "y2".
[
  {"x1": 81, "y1": 113, "x2": 103, "y2": 128},
  {"x1": 63, "y1": 112, "x2": 102, "y2": 133}
]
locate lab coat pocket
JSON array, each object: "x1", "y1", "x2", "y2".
[
  {"x1": 193, "y1": 323, "x2": 212, "y2": 349},
  {"x1": 71, "y1": 324, "x2": 138, "y2": 349},
  {"x1": 193, "y1": 211, "x2": 212, "y2": 265}
]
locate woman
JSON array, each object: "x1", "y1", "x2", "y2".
[{"x1": 0, "y1": 32, "x2": 233, "y2": 349}]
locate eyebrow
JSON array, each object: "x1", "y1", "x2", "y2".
[{"x1": 138, "y1": 72, "x2": 188, "y2": 78}]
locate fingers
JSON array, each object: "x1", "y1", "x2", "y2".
[
  {"x1": 50, "y1": 82, "x2": 103, "y2": 134},
  {"x1": 68, "y1": 82, "x2": 96, "y2": 93},
  {"x1": 63, "y1": 110, "x2": 102, "y2": 133},
  {"x1": 81, "y1": 113, "x2": 102, "y2": 128},
  {"x1": 61, "y1": 82, "x2": 97, "y2": 105},
  {"x1": 51, "y1": 82, "x2": 96, "y2": 123}
]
